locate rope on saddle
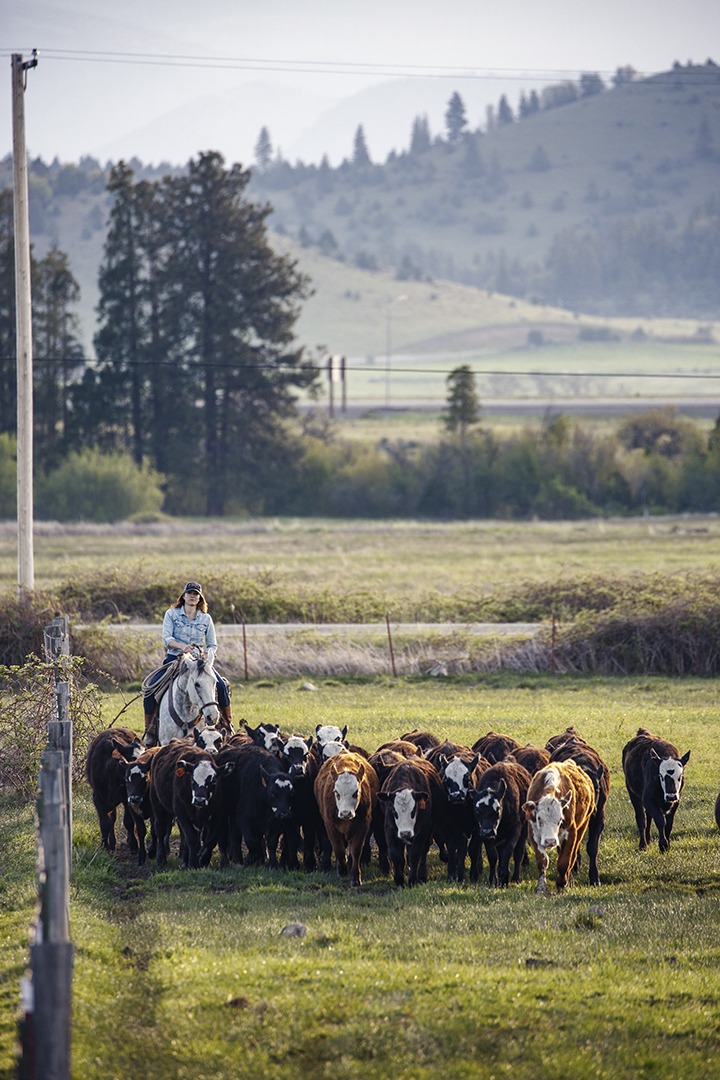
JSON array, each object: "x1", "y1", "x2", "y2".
[{"x1": 141, "y1": 656, "x2": 183, "y2": 702}]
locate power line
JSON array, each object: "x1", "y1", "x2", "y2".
[
  {"x1": 0, "y1": 46, "x2": 667, "y2": 83},
  {"x1": 13, "y1": 355, "x2": 720, "y2": 380}
]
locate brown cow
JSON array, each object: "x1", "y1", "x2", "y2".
[
  {"x1": 472, "y1": 731, "x2": 522, "y2": 764},
  {"x1": 314, "y1": 751, "x2": 379, "y2": 887},
  {"x1": 523, "y1": 761, "x2": 595, "y2": 893}
]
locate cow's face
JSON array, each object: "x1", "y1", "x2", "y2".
[
  {"x1": 472, "y1": 780, "x2": 507, "y2": 838},
  {"x1": 523, "y1": 792, "x2": 571, "y2": 851},
  {"x1": 182, "y1": 759, "x2": 217, "y2": 807},
  {"x1": 316, "y1": 724, "x2": 347, "y2": 748},
  {"x1": 263, "y1": 773, "x2": 295, "y2": 819},
  {"x1": 379, "y1": 788, "x2": 428, "y2": 841},
  {"x1": 194, "y1": 727, "x2": 223, "y2": 754},
  {"x1": 283, "y1": 735, "x2": 312, "y2": 776},
  {"x1": 657, "y1": 753, "x2": 689, "y2": 803},
  {"x1": 124, "y1": 761, "x2": 150, "y2": 806},
  {"x1": 442, "y1": 755, "x2": 478, "y2": 803},
  {"x1": 321, "y1": 740, "x2": 345, "y2": 761},
  {"x1": 246, "y1": 723, "x2": 284, "y2": 755},
  {"x1": 333, "y1": 770, "x2": 361, "y2": 820}
]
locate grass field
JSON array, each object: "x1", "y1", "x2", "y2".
[
  {"x1": 2, "y1": 515, "x2": 720, "y2": 599},
  {"x1": 2, "y1": 518, "x2": 720, "y2": 1077},
  {"x1": 2, "y1": 674, "x2": 720, "y2": 1079}
]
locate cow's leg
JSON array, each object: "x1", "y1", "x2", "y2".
[
  {"x1": 651, "y1": 807, "x2": 672, "y2": 853},
  {"x1": 389, "y1": 838, "x2": 406, "y2": 887},
  {"x1": 534, "y1": 848, "x2": 549, "y2": 894},
  {"x1": 455, "y1": 835, "x2": 469, "y2": 883},
  {"x1": 486, "y1": 841, "x2": 499, "y2": 887},
  {"x1": 585, "y1": 810, "x2": 604, "y2": 885},
  {"x1": 123, "y1": 802, "x2": 140, "y2": 852},
  {"x1": 131, "y1": 812, "x2": 147, "y2": 865},
  {"x1": 468, "y1": 833, "x2": 482, "y2": 883},
  {"x1": 557, "y1": 828, "x2": 583, "y2": 891},
  {"x1": 94, "y1": 796, "x2": 117, "y2": 850},
  {"x1": 496, "y1": 839, "x2": 513, "y2": 888},
  {"x1": 628, "y1": 791, "x2": 650, "y2": 849},
  {"x1": 152, "y1": 806, "x2": 171, "y2": 866},
  {"x1": 511, "y1": 828, "x2": 526, "y2": 884},
  {"x1": 664, "y1": 802, "x2": 680, "y2": 848},
  {"x1": 348, "y1": 836, "x2": 364, "y2": 887}
]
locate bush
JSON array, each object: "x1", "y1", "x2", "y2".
[
  {"x1": 0, "y1": 590, "x2": 63, "y2": 666},
  {"x1": 36, "y1": 450, "x2": 165, "y2": 523}
]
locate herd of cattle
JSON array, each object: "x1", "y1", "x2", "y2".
[{"x1": 84, "y1": 720, "x2": 698, "y2": 892}]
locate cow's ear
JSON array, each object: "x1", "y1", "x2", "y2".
[
  {"x1": 176, "y1": 761, "x2": 188, "y2": 777},
  {"x1": 259, "y1": 766, "x2": 270, "y2": 787},
  {"x1": 341, "y1": 726, "x2": 348, "y2": 741},
  {"x1": 522, "y1": 800, "x2": 535, "y2": 819},
  {"x1": 560, "y1": 792, "x2": 572, "y2": 809},
  {"x1": 650, "y1": 748, "x2": 661, "y2": 760},
  {"x1": 437, "y1": 753, "x2": 448, "y2": 771},
  {"x1": 356, "y1": 762, "x2": 365, "y2": 782},
  {"x1": 681, "y1": 750, "x2": 691, "y2": 767},
  {"x1": 469, "y1": 754, "x2": 480, "y2": 772},
  {"x1": 415, "y1": 792, "x2": 428, "y2": 811},
  {"x1": 307, "y1": 735, "x2": 314, "y2": 749},
  {"x1": 495, "y1": 779, "x2": 507, "y2": 800},
  {"x1": 377, "y1": 791, "x2": 391, "y2": 803}
]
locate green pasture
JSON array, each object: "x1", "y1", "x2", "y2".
[
  {"x1": 2, "y1": 674, "x2": 720, "y2": 1079},
  {"x1": 2, "y1": 515, "x2": 720, "y2": 600}
]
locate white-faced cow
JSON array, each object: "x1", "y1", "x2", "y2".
[
  {"x1": 622, "y1": 727, "x2": 690, "y2": 853},
  {"x1": 377, "y1": 756, "x2": 444, "y2": 887},
  {"x1": 123, "y1": 745, "x2": 162, "y2": 864},
  {"x1": 546, "y1": 727, "x2": 610, "y2": 886},
  {"x1": 314, "y1": 751, "x2": 378, "y2": 887},
  {"x1": 523, "y1": 760, "x2": 595, "y2": 894},
  {"x1": 471, "y1": 760, "x2": 532, "y2": 887},
  {"x1": 150, "y1": 740, "x2": 227, "y2": 869}
]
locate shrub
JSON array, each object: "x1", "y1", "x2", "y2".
[
  {"x1": 36, "y1": 450, "x2": 165, "y2": 522},
  {"x1": 0, "y1": 590, "x2": 63, "y2": 666}
]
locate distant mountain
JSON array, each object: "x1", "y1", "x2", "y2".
[{"x1": 249, "y1": 63, "x2": 720, "y2": 318}]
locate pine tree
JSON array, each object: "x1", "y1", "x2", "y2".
[
  {"x1": 497, "y1": 95, "x2": 514, "y2": 125},
  {"x1": 410, "y1": 114, "x2": 431, "y2": 154},
  {"x1": 445, "y1": 92, "x2": 468, "y2": 142},
  {"x1": 254, "y1": 126, "x2": 273, "y2": 172},
  {"x1": 352, "y1": 125, "x2": 372, "y2": 167},
  {"x1": 33, "y1": 246, "x2": 84, "y2": 463},
  {"x1": 444, "y1": 365, "x2": 480, "y2": 436}
]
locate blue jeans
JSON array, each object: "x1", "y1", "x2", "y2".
[{"x1": 143, "y1": 654, "x2": 230, "y2": 715}]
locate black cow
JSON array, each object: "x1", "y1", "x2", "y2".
[
  {"x1": 150, "y1": 740, "x2": 226, "y2": 868},
  {"x1": 471, "y1": 760, "x2": 531, "y2": 887},
  {"x1": 245, "y1": 721, "x2": 286, "y2": 756},
  {"x1": 426, "y1": 741, "x2": 487, "y2": 883},
  {"x1": 377, "y1": 757, "x2": 443, "y2": 887},
  {"x1": 547, "y1": 727, "x2": 610, "y2": 886},
  {"x1": 85, "y1": 726, "x2": 144, "y2": 852},
  {"x1": 123, "y1": 746, "x2": 161, "y2": 864},
  {"x1": 220, "y1": 744, "x2": 298, "y2": 867},
  {"x1": 622, "y1": 727, "x2": 690, "y2": 853}
]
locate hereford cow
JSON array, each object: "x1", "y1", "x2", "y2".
[
  {"x1": 471, "y1": 760, "x2": 532, "y2": 887},
  {"x1": 426, "y1": 741, "x2": 487, "y2": 882},
  {"x1": 622, "y1": 728, "x2": 690, "y2": 853},
  {"x1": 546, "y1": 727, "x2": 610, "y2": 886},
  {"x1": 314, "y1": 751, "x2": 379, "y2": 886},
  {"x1": 472, "y1": 731, "x2": 522, "y2": 764},
  {"x1": 377, "y1": 756, "x2": 444, "y2": 887},
  {"x1": 85, "y1": 726, "x2": 144, "y2": 852},
  {"x1": 523, "y1": 760, "x2": 595, "y2": 893}
]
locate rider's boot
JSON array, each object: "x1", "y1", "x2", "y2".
[
  {"x1": 218, "y1": 704, "x2": 234, "y2": 736},
  {"x1": 143, "y1": 708, "x2": 159, "y2": 748}
]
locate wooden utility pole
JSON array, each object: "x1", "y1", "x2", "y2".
[{"x1": 12, "y1": 51, "x2": 38, "y2": 599}]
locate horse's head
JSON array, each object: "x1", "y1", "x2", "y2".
[{"x1": 181, "y1": 653, "x2": 219, "y2": 727}]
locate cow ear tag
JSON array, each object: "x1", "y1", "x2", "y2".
[
  {"x1": 418, "y1": 797, "x2": 427, "y2": 811},
  {"x1": 176, "y1": 766, "x2": 186, "y2": 777}
]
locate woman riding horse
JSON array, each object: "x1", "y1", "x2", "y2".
[{"x1": 142, "y1": 581, "x2": 232, "y2": 746}]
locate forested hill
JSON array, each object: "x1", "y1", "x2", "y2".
[
  {"x1": 1, "y1": 59, "x2": 719, "y2": 339},
  {"x1": 248, "y1": 62, "x2": 720, "y2": 319}
]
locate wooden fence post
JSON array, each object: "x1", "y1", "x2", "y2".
[{"x1": 22, "y1": 751, "x2": 73, "y2": 1079}]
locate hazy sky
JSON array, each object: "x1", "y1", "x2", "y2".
[{"x1": 3, "y1": 0, "x2": 719, "y2": 166}]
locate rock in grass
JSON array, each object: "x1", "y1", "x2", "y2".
[
  {"x1": 298, "y1": 681, "x2": 318, "y2": 692},
  {"x1": 280, "y1": 922, "x2": 308, "y2": 938}
]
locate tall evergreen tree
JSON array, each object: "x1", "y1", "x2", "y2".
[
  {"x1": 409, "y1": 114, "x2": 431, "y2": 154},
  {"x1": 352, "y1": 125, "x2": 372, "y2": 167},
  {"x1": 444, "y1": 364, "x2": 480, "y2": 437},
  {"x1": 254, "y1": 126, "x2": 273, "y2": 172},
  {"x1": 445, "y1": 92, "x2": 468, "y2": 142},
  {"x1": 33, "y1": 245, "x2": 84, "y2": 463},
  {"x1": 159, "y1": 151, "x2": 317, "y2": 515}
]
